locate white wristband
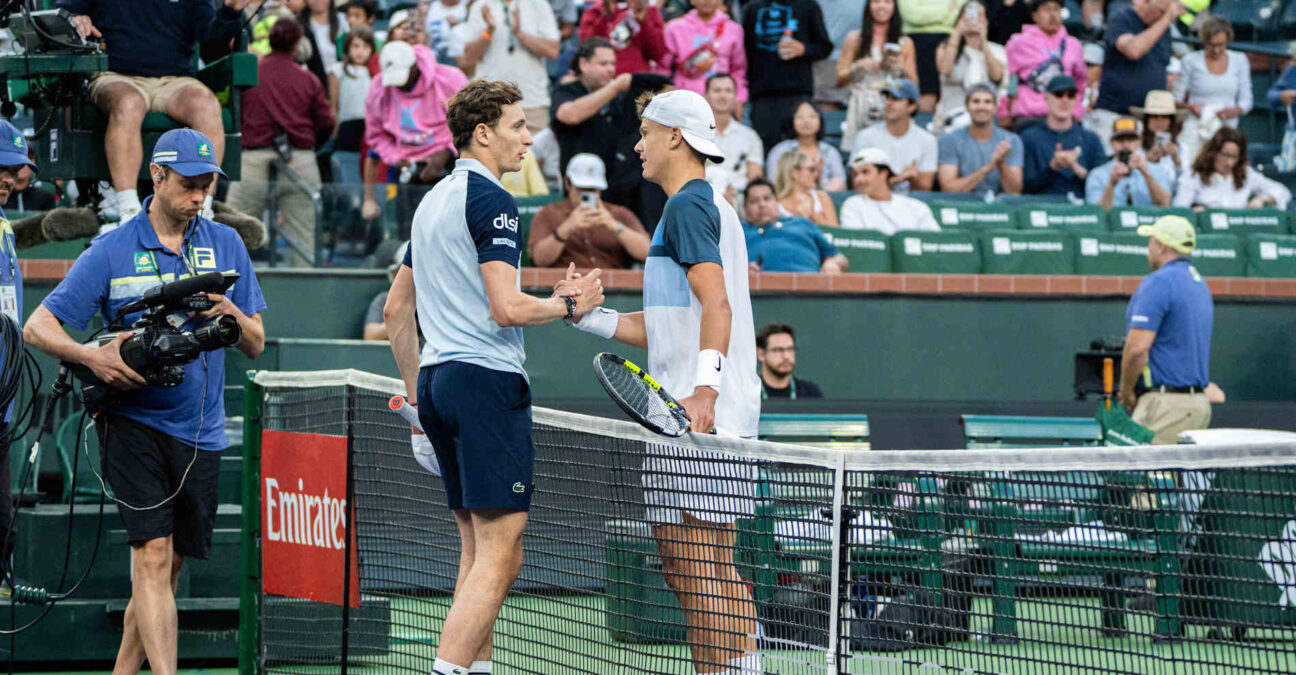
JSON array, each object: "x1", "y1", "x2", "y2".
[
  {"x1": 570, "y1": 307, "x2": 618, "y2": 339},
  {"x1": 696, "y1": 349, "x2": 725, "y2": 391}
]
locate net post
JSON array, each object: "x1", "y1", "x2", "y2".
[
  {"x1": 339, "y1": 383, "x2": 357, "y2": 674},
  {"x1": 826, "y1": 454, "x2": 846, "y2": 674},
  {"x1": 238, "y1": 370, "x2": 263, "y2": 675}
]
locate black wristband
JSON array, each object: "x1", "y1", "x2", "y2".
[
  {"x1": 563, "y1": 295, "x2": 577, "y2": 320},
  {"x1": 553, "y1": 229, "x2": 567, "y2": 243}
]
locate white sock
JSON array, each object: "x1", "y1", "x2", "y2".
[
  {"x1": 469, "y1": 661, "x2": 491, "y2": 674},
  {"x1": 201, "y1": 193, "x2": 214, "y2": 219},
  {"x1": 117, "y1": 188, "x2": 141, "y2": 219},
  {"x1": 432, "y1": 658, "x2": 470, "y2": 675},
  {"x1": 726, "y1": 653, "x2": 761, "y2": 675}
]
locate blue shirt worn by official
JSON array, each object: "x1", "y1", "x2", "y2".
[
  {"x1": 1085, "y1": 158, "x2": 1176, "y2": 206},
  {"x1": 410, "y1": 158, "x2": 526, "y2": 379},
  {"x1": 41, "y1": 199, "x2": 266, "y2": 450},
  {"x1": 743, "y1": 216, "x2": 840, "y2": 273},
  {"x1": 1, "y1": 207, "x2": 21, "y2": 422},
  {"x1": 1124, "y1": 257, "x2": 1213, "y2": 390}
]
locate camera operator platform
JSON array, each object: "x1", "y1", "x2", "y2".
[{"x1": 21, "y1": 128, "x2": 264, "y2": 675}]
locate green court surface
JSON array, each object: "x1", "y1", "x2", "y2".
[{"x1": 40, "y1": 593, "x2": 1294, "y2": 674}]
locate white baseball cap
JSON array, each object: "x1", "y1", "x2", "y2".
[
  {"x1": 387, "y1": 9, "x2": 411, "y2": 31},
  {"x1": 380, "y1": 41, "x2": 416, "y2": 87},
  {"x1": 850, "y1": 146, "x2": 893, "y2": 172},
  {"x1": 640, "y1": 90, "x2": 726, "y2": 164},
  {"x1": 566, "y1": 153, "x2": 608, "y2": 190}
]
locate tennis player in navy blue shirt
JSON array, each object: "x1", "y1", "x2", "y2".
[
  {"x1": 0, "y1": 119, "x2": 38, "y2": 583},
  {"x1": 1119, "y1": 215, "x2": 1213, "y2": 444},
  {"x1": 24, "y1": 128, "x2": 265, "y2": 674},
  {"x1": 382, "y1": 80, "x2": 604, "y2": 675}
]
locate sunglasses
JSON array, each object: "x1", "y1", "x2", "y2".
[{"x1": 1052, "y1": 90, "x2": 1079, "y2": 99}]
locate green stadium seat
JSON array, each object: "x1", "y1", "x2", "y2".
[
  {"x1": 1244, "y1": 233, "x2": 1296, "y2": 278},
  {"x1": 757, "y1": 414, "x2": 870, "y2": 450},
  {"x1": 1018, "y1": 204, "x2": 1107, "y2": 233},
  {"x1": 930, "y1": 201, "x2": 1017, "y2": 231},
  {"x1": 1075, "y1": 232, "x2": 1149, "y2": 276},
  {"x1": 515, "y1": 193, "x2": 562, "y2": 267},
  {"x1": 1108, "y1": 206, "x2": 1198, "y2": 231},
  {"x1": 980, "y1": 229, "x2": 1076, "y2": 275},
  {"x1": 1198, "y1": 208, "x2": 1290, "y2": 234},
  {"x1": 960, "y1": 414, "x2": 1103, "y2": 448},
  {"x1": 890, "y1": 230, "x2": 982, "y2": 273},
  {"x1": 1190, "y1": 233, "x2": 1247, "y2": 277},
  {"x1": 819, "y1": 226, "x2": 891, "y2": 272}
]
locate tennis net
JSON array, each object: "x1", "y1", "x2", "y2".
[{"x1": 240, "y1": 369, "x2": 1296, "y2": 675}]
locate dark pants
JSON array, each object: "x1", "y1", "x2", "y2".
[
  {"x1": 910, "y1": 33, "x2": 949, "y2": 97},
  {"x1": 750, "y1": 93, "x2": 810, "y2": 155}
]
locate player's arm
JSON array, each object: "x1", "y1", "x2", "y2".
[
  {"x1": 563, "y1": 263, "x2": 647, "y2": 347},
  {"x1": 482, "y1": 261, "x2": 603, "y2": 327},
  {"x1": 384, "y1": 264, "x2": 420, "y2": 405},
  {"x1": 1119, "y1": 327, "x2": 1156, "y2": 409},
  {"x1": 677, "y1": 261, "x2": 731, "y2": 433}
]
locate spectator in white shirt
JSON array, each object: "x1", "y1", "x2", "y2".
[
  {"x1": 454, "y1": 0, "x2": 561, "y2": 133},
  {"x1": 1172, "y1": 17, "x2": 1253, "y2": 174},
  {"x1": 849, "y1": 78, "x2": 937, "y2": 192},
  {"x1": 839, "y1": 146, "x2": 940, "y2": 233},
  {"x1": 706, "y1": 73, "x2": 764, "y2": 196},
  {"x1": 1173, "y1": 127, "x2": 1291, "y2": 211}
]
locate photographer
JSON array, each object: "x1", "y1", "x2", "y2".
[
  {"x1": 1085, "y1": 116, "x2": 1172, "y2": 208},
  {"x1": 22, "y1": 129, "x2": 265, "y2": 675}
]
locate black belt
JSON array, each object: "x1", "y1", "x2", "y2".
[{"x1": 1151, "y1": 385, "x2": 1204, "y2": 394}]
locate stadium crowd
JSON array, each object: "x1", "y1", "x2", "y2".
[{"x1": 51, "y1": 0, "x2": 1296, "y2": 276}]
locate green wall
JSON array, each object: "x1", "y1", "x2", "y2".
[{"x1": 21, "y1": 272, "x2": 1296, "y2": 402}]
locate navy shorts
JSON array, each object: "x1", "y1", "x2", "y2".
[{"x1": 417, "y1": 361, "x2": 535, "y2": 511}]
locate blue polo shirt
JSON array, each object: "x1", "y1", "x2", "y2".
[
  {"x1": 42, "y1": 199, "x2": 266, "y2": 450},
  {"x1": 1, "y1": 206, "x2": 21, "y2": 423},
  {"x1": 1124, "y1": 257, "x2": 1213, "y2": 390},
  {"x1": 743, "y1": 217, "x2": 840, "y2": 272}
]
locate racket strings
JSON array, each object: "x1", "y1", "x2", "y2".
[{"x1": 597, "y1": 358, "x2": 689, "y2": 436}]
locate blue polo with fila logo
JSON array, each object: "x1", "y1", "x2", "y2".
[{"x1": 42, "y1": 198, "x2": 266, "y2": 449}]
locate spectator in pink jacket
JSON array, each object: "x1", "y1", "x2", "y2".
[
  {"x1": 1002, "y1": 0, "x2": 1086, "y2": 130},
  {"x1": 661, "y1": 0, "x2": 747, "y2": 105},
  {"x1": 361, "y1": 41, "x2": 467, "y2": 238}
]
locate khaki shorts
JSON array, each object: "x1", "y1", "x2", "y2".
[{"x1": 88, "y1": 72, "x2": 205, "y2": 114}]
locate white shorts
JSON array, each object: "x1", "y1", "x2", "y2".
[{"x1": 642, "y1": 444, "x2": 758, "y2": 525}]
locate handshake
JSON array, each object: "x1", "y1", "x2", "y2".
[{"x1": 553, "y1": 262, "x2": 606, "y2": 320}]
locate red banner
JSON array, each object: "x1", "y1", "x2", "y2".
[{"x1": 260, "y1": 430, "x2": 360, "y2": 608}]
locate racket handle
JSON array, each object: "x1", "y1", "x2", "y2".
[{"x1": 389, "y1": 396, "x2": 423, "y2": 432}]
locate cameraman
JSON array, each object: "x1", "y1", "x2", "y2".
[{"x1": 22, "y1": 128, "x2": 265, "y2": 675}]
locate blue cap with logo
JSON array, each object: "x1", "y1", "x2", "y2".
[
  {"x1": 0, "y1": 119, "x2": 37, "y2": 170},
  {"x1": 150, "y1": 128, "x2": 226, "y2": 178},
  {"x1": 882, "y1": 78, "x2": 920, "y2": 103},
  {"x1": 1046, "y1": 75, "x2": 1079, "y2": 94}
]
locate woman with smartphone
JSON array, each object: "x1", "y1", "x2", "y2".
[
  {"x1": 1131, "y1": 90, "x2": 1187, "y2": 189},
  {"x1": 835, "y1": 0, "x2": 917, "y2": 150},
  {"x1": 933, "y1": 1, "x2": 1006, "y2": 134}
]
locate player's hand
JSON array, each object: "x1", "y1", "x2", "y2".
[
  {"x1": 680, "y1": 386, "x2": 718, "y2": 434},
  {"x1": 70, "y1": 15, "x2": 101, "y2": 39},
  {"x1": 570, "y1": 268, "x2": 605, "y2": 316},
  {"x1": 411, "y1": 432, "x2": 442, "y2": 476},
  {"x1": 1118, "y1": 388, "x2": 1138, "y2": 412},
  {"x1": 83, "y1": 332, "x2": 146, "y2": 390}
]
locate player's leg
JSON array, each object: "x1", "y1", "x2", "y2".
[
  {"x1": 656, "y1": 518, "x2": 729, "y2": 673},
  {"x1": 704, "y1": 517, "x2": 760, "y2": 673},
  {"x1": 447, "y1": 509, "x2": 495, "y2": 669},
  {"x1": 436, "y1": 508, "x2": 528, "y2": 668}
]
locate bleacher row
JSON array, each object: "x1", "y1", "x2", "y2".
[{"x1": 512, "y1": 196, "x2": 1296, "y2": 278}]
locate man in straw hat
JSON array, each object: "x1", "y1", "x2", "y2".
[{"x1": 1119, "y1": 215, "x2": 1214, "y2": 444}]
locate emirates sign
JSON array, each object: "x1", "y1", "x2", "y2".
[{"x1": 260, "y1": 430, "x2": 360, "y2": 608}]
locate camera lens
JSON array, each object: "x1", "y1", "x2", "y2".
[{"x1": 192, "y1": 315, "x2": 241, "y2": 351}]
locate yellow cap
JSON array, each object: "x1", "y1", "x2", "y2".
[{"x1": 1137, "y1": 215, "x2": 1196, "y2": 254}]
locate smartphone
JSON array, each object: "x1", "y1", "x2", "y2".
[
  {"x1": 965, "y1": 2, "x2": 982, "y2": 23},
  {"x1": 883, "y1": 42, "x2": 901, "y2": 56},
  {"x1": 1155, "y1": 131, "x2": 1172, "y2": 146},
  {"x1": 580, "y1": 191, "x2": 598, "y2": 210}
]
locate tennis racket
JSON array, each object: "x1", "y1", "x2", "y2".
[{"x1": 593, "y1": 353, "x2": 692, "y2": 437}]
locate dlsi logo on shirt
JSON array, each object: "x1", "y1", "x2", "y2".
[{"x1": 493, "y1": 212, "x2": 519, "y2": 232}]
